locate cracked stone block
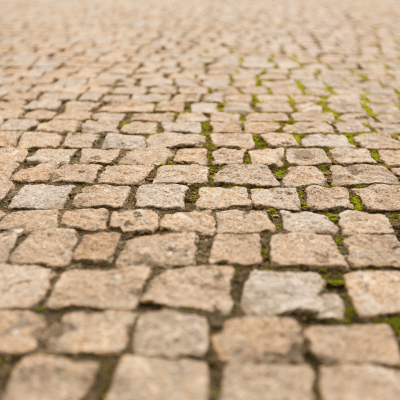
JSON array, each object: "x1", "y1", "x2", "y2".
[
  {"x1": 134, "y1": 310, "x2": 209, "y2": 358},
  {"x1": 27, "y1": 149, "x2": 77, "y2": 165},
  {"x1": 154, "y1": 164, "x2": 209, "y2": 184},
  {"x1": 119, "y1": 148, "x2": 173, "y2": 165},
  {"x1": 10, "y1": 228, "x2": 78, "y2": 268},
  {"x1": 63, "y1": 132, "x2": 99, "y2": 148},
  {"x1": 344, "y1": 234, "x2": 400, "y2": 268},
  {"x1": 121, "y1": 121, "x2": 158, "y2": 134},
  {"x1": 213, "y1": 316, "x2": 304, "y2": 364},
  {"x1": 47, "y1": 311, "x2": 136, "y2": 355},
  {"x1": 286, "y1": 148, "x2": 331, "y2": 165},
  {"x1": 142, "y1": 266, "x2": 234, "y2": 314},
  {"x1": 270, "y1": 233, "x2": 348, "y2": 268},
  {"x1": 331, "y1": 164, "x2": 398, "y2": 185},
  {"x1": 173, "y1": 148, "x2": 208, "y2": 165},
  {"x1": 147, "y1": 132, "x2": 205, "y2": 148},
  {"x1": 329, "y1": 147, "x2": 376, "y2": 164},
  {"x1": 0, "y1": 310, "x2": 46, "y2": 354},
  {"x1": 261, "y1": 132, "x2": 299, "y2": 147},
  {"x1": 0, "y1": 119, "x2": 38, "y2": 131},
  {"x1": 9, "y1": 184, "x2": 75, "y2": 210},
  {"x1": 305, "y1": 324, "x2": 400, "y2": 366},
  {"x1": 209, "y1": 233, "x2": 262, "y2": 265},
  {"x1": 214, "y1": 164, "x2": 279, "y2": 187},
  {"x1": 0, "y1": 264, "x2": 52, "y2": 308},
  {"x1": 53, "y1": 164, "x2": 102, "y2": 183},
  {"x1": 244, "y1": 122, "x2": 280, "y2": 134},
  {"x1": 3, "y1": 354, "x2": 99, "y2": 400},
  {"x1": 12, "y1": 163, "x2": 56, "y2": 183},
  {"x1": 212, "y1": 148, "x2": 245, "y2": 165},
  {"x1": 0, "y1": 131, "x2": 23, "y2": 148},
  {"x1": 251, "y1": 188, "x2": 301, "y2": 210},
  {"x1": 196, "y1": 187, "x2": 251, "y2": 209},
  {"x1": 378, "y1": 150, "x2": 400, "y2": 165},
  {"x1": 210, "y1": 133, "x2": 255, "y2": 149},
  {"x1": 106, "y1": 355, "x2": 209, "y2": 400},
  {"x1": 160, "y1": 211, "x2": 215, "y2": 236},
  {"x1": 220, "y1": 363, "x2": 315, "y2": 400},
  {"x1": 73, "y1": 232, "x2": 121, "y2": 263},
  {"x1": 0, "y1": 210, "x2": 59, "y2": 232},
  {"x1": 216, "y1": 210, "x2": 275, "y2": 233},
  {"x1": 99, "y1": 165, "x2": 153, "y2": 185},
  {"x1": 117, "y1": 232, "x2": 197, "y2": 268},
  {"x1": 345, "y1": 270, "x2": 400, "y2": 317},
  {"x1": 335, "y1": 120, "x2": 370, "y2": 133},
  {"x1": 354, "y1": 133, "x2": 400, "y2": 149},
  {"x1": 110, "y1": 209, "x2": 159, "y2": 233},
  {"x1": 47, "y1": 267, "x2": 150, "y2": 310},
  {"x1": 281, "y1": 211, "x2": 339, "y2": 234},
  {"x1": 102, "y1": 133, "x2": 146, "y2": 149},
  {"x1": 306, "y1": 185, "x2": 353, "y2": 210},
  {"x1": 0, "y1": 148, "x2": 28, "y2": 162},
  {"x1": 319, "y1": 364, "x2": 400, "y2": 400},
  {"x1": 61, "y1": 208, "x2": 109, "y2": 231},
  {"x1": 0, "y1": 231, "x2": 18, "y2": 262},
  {"x1": 73, "y1": 185, "x2": 130, "y2": 208},
  {"x1": 352, "y1": 184, "x2": 400, "y2": 211},
  {"x1": 282, "y1": 166, "x2": 326, "y2": 187},
  {"x1": 18, "y1": 132, "x2": 62, "y2": 149},
  {"x1": 249, "y1": 148, "x2": 284, "y2": 167},
  {"x1": 284, "y1": 122, "x2": 334, "y2": 134},
  {"x1": 80, "y1": 149, "x2": 120, "y2": 164},
  {"x1": 135, "y1": 184, "x2": 188, "y2": 210},
  {"x1": 242, "y1": 270, "x2": 344, "y2": 319},
  {"x1": 339, "y1": 210, "x2": 393, "y2": 235},
  {"x1": 302, "y1": 134, "x2": 355, "y2": 147},
  {"x1": 162, "y1": 121, "x2": 202, "y2": 133}
]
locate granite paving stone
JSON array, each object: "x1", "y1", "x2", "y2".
[
  {"x1": 306, "y1": 185, "x2": 353, "y2": 210},
  {"x1": 214, "y1": 164, "x2": 279, "y2": 186},
  {"x1": 210, "y1": 133, "x2": 255, "y2": 149},
  {"x1": 98, "y1": 165, "x2": 153, "y2": 185},
  {"x1": 119, "y1": 148, "x2": 173, "y2": 165},
  {"x1": 61, "y1": 208, "x2": 109, "y2": 231},
  {"x1": 216, "y1": 210, "x2": 275, "y2": 233},
  {"x1": 354, "y1": 133, "x2": 400, "y2": 149},
  {"x1": 281, "y1": 211, "x2": 339, "y2": 234},
  {"x1": 212, "y1": 148, "x2": 245, "y2": 165},
  {"x1": 331, "y1": 164, "x2": 398, "y2": 185},
  {"x1": 282, "y1": 166, "x2": 326, "y2": 187},
  {"x1": 110, "y1": 209, "x2": 159, "y2": 233},
  {"x1": 352, "y1": 184, "x2": 400, "y2": 211},
  {"x1": 196, "y1": 187, "x2": 251, "y2": 209},
  {"x1": 135, "y1": 184, "x2": 188, "y2": 209},
  {"x1": 261, "y1": 132, "x2": 299, "y2": 147},
  {"x1": 329, "y1": 148, "x2": 377, "y2": 164},
  {"x1": 339, "y1": 210, "x2": 394, "y2": 235},
  {"x1": 248, "y1": 148, "x2": 284, "y2": 167},
  {"x1": 147, "y1": 132, "x2": 205, "y2": 148},
  {"x1": 286, "y1": 148, "x2": 331, "y2": 165},
  {"x1": 73, "y1": 185, "x2": 130, "y2": 208},
  {"x1": 160, "y1": 210, "x2": 215, "y2": 235},
  {"x1": 302, "y1": 134, "x2": 355, "y2": 148},
  {"x1": 251, "y1": 188, "x2": 301, "y2": 210},
  {"x1": 173, "y1": 148, "x2": 208, "y2": 165},
  {"x1": 153, "y1": 165, "x2": 209, "y2": 184}
]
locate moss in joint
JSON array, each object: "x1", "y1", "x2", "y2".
[{"x1": 350, "y1": 195, "x2": 363, "y2": 211}]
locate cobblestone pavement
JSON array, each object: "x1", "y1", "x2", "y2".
[{"x1": 0, "y1": 0, "x2": 400, "y2": 398}]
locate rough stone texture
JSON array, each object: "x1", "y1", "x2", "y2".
[
  {"x1": 147, "y1": 132, "x2": 205, "y2": 148},
  {"x1": 281, "y1": 211, "x2": 339, "y2": 234},
  {"x1": 110, "y1": 209, "x2": 159, "y2": 233},
  {"x1": 331, "y1": 164, "x2": 398, "y2": 185},
  {"x1": 251, "y1": 188, "x2": 301, "y2": 210},
  {"x1": 302, "y1": 134, "x2": 355, "y2": 147},
  {"x1": 305, "y1": 324, "x2": 400, "y2": 365},
  {"x1": 174, "y1": 148, "x2": 207, "y2": 165},
  {"x1": 106, "y1": 355, "x2": 209, "y2": 400},
  {"x1": 378, "y1": 150, "x2": 400, "y2": 165},
  {"x1": 153, "y1": 164, "x2": 209, "y2": 184},
  {"x1": 134, "y1": 310, "x2": 209, "y2": 358},
  {"x1": 212, "y1": 316, "x2": 304, "y2": 363},
  {"x1": 196, "y1": 187, "x2": 251, "y2": 209},
  {"x1": 116, "y1": 232, "x2": 197, "y2": 268},
  {"x1": 286, "y1": 148, "x2": 331, "y2": 165},
  {"x1": 216, "y1": 210, "x2": 275, "y2": 233},
  {"x1": 242, "y1": 270, "x2": 345, "y2": 319},
  {"x1": 12, "y1": 163, "x2": 56, "y2": 183},
  {"x1": 353, "y1": 184, "x2": 400, "y2": 211},
  {"x1": 135, "y1": 184, "x2": 188, "y2": 209},
  {"x1": 282, "y1": 166, "x2": 326, "y2": 187},
  {"x1": 354, "y1": 133, "x2": 400, "y2": 149},
  {"x1": 119, "y1": 148, "x2": 173, "y2": 165},
  {"x1": 210, "y1": 133, "x2": 255, "y2": 149},
  {"x1": 306, "y1": 185, "x2": 353, "y2": 210},
  {"x1": 52, "y1": 164, "x2": 102, "y2": 183},
  {"x1": 27, "y1": 149, "x2": 77, "y2": 165},
  {"x1": 339, "y1": 210, "x2": 394, "y2": 235},
  {"x1": 46, "y1": 263, "x2": 147, "y2": 310},
  {"x1": 0, "y1": 148, "x2": 28, "y2": 163},
  {"x1": 345, "y1": 270, "x2": 400, "y2": 317},
  {"x1": 102, "y1": 133, "x2": 146, "y2": 149},
  {"x1": 0, "y1": 231, "x2": 18, "y2": 262},
  {"x1": 3, "y1": 354, "x2": 99, "y2": 400},
  {"x1": 142, "y1": 266, "x2": 234, "y2": 315},
  {"x1": 214, "y1": 164, "x2": 279, "y2": 186},
  {"x1": 80, "y1": 148, "x2": 120, "y2": 164},
  {"x1": 284, "y1": 121, "x2": 334, "y2": 134},
  {"x1": 261, "y1": 132, "x2": 299, "y2": 147},
  {"x1": 73, "y1": 184, "x2": 131, "y2": 208},
  {"x1": 212, "y1": 148, "x2": 245, "y2": 165},
  {"x1": 249, "y1": 148, "x2": 284, "y2": 166},
  {"x1": 0, "y1": 179, "x2": 14, "y2": 201},
  {"x1": 61, "y1": 208, "x2": 109, "y2": 231},
  {"x1": 330, "y1": 147, "x2": 377, "y2": 164},
  {"x1": 99, "y1": 165, "x2": 153, "y2": 185},
  {"x1": 160, "y1": 211, "x2": 215, "y2": 235}
]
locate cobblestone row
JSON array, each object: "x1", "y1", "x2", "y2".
[{"x1": 1, "y1": 0, "x2": 400, "y2": 398}]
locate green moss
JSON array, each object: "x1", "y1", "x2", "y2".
[
  {"x1": 358, "y1": 73, "x2": 369, "y2": 81},
  {"x1": 76, "y1": 127, "x2": 82, "y2": 132},
  {"x1": 370, "y1": 150, "x2": 380, "y2": 162},
  {"x1": 205, "y1": 138, "x2": 218, "y2": 151},
  {"x1": 239, "y1": 56, "x2": 244, "y2": 65},
  {"x1": 361, "y1": 103, "x2": 378, "y2": 118},
  {"x1": 292, "y1": 134, "x2": 304, "y2": 144},
  {"x1": 372, "y1": 317, "x2": 400, "y2": 335},
  {"x1": 326, "y1": 213, "x2": 339, "y2": 222},
  {"x1": 300, "y1": 201, "x2": 309, "y2": 209},
  {"x1": 354, "y1": 184, "x2": 368, "y2": 188},
  {"x1": 268, "y1": 54, "x2": 275, "y2": 62},
  {"x1": 118, "y1": 121, "x2": 127, "y2": 129},
  {"x1": 202, "y1": 121, "x2": 211, "y2": 132},
  {"x1": 343, "y1": 134, "x2": 357, "y2": 146},
  {"x1": 326, "y1": 85, "x2": 336, "y2": 94},
  {"x1": 335, "y1": 236, "x2": 344, "y2": 244},
  {"x1": 37, "y1": 306, "x2": 45, "y2": 312},
  {"x1": 217, "y1": 101, "x2": 226, "y2": 112},
  {"x1": 274, "y1": 168, "x2": 287, "y2": 179},
  {"x1": 350, "y1": 195, "x2": 363, "y2": 211},
  {"x1": 252, "y1": 134, "x2": 268, "y2": 149},
  {"x1": 388, "y1": 213, "x2": 399, "y2": 222},
  {"x1": 255, "y1": 76, "x2": 262, "y2": 87},
  {"x1": 262, "y1": 249, "x2": 270, "y2": 260},
  {"x1": 296, "y1": 81, "x2": 305, "y2": 91},
  {"x1": 166, "y1": 160, "x2": 174, "y2": 165},
  {"x1": 243, "y1": 154, "x2": 251, "y2": 164},
  {"x1": 267, "y1": 208, "x2": 278, "y2": 217},
  {"x1": 251, "y1": 94, "x2": 260, "y2": 108}
]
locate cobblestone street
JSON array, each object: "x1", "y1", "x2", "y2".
[{"x1": 1, "y1": 0, "x2": 400, "y2": 398}]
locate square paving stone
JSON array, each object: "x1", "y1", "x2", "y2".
[
  {"x1": 0, "y1": 264, "x2": 52, "y2": 308},
  {"x1": 270, "y1": 233, "x2": 348, "y2": 268},
  {"x1": 9, "y1": 184, "x2": 75, "y2": 210},
  {"x1": 52, "y1": 164, "x2": 102, "y2": 183},
  {"x1": 319, "y1": 364, "x2": 400, "y2": 400},
  {"x1": 135, "y1": 184, "x2": 188, "y2": 210},
  {"x1": 134, "y1": 310, "x2": 209, "y2": 358},
  {"x1": 354, "y1": 133, "x2": 400, "y2": 149},
  {"x1": 378, "y1": 150, "x2": 400, "y2": 165},
  {"x1": 251, "y1": 188, "x2": 301, "y2": 210},
  {"x1": 162, "y1": 121, "x2": 202, "y2": 133},
  {"x1": 12, "y1": 163, "x2": 56, "y2": 183},
  {"x1": 80, "y1": 149, "x2": 120, "y2": 164},
  {"x1": 105, "y1": 355, "x2": 209, "y2": 400},
  {"x1": 27, "y1": 149, "x2": 77, "y2": 165},
  {"x1": 0, "y1": 119, "x2": 38, "y2": 131},
  {"x1": 212, "y1": 148, "x2": 245, "y2": 165},
  {"x1": 212, "y1": 316, "x2": 303, "y2": 364},
  {"x1": 147, "y1": 132, "x2": 205, "y2": 148},
  {"x1": 160, "y1": 211, "x2": 216, "y2": 236},
  {"x1": 335, "y1": 120, "x2": 370, "y2": 133},
  {"x1": 281, "y1": 211, "x2": 339, "y2": 234},
  {"x1": 301, "y1": 134, "x2": 355, "y2": 147},
  {"x1": 249, "y1": 148, "x2": 284, "y2": 167},
  {"x1": 10, "y1": 228, "x2": 78, "y2": 268},
  {"x1": 47, "y1": 311, "x2": 136, "y2": 355},
  {"x1": 306, "y1": 185, "x2": 353, "y2": 210},
  {"x1": 210, "y1": 133, "x2": 255, "y2": 149},
  {"x1": 331, "y1": 164, "x2": 398, "y2": 185},
  {"x1": 47, "y1": 267, "x2": 151, "y2": 310},
  {"x1": 18, "y1": 132, "x2": 63, "y2": 149},
  {"x1": 261, "y1": 132, "x2": 299, "y2": 147},
  {"x1": 352, "y1": 184, "x2": 400, "y2": 211},
  {"x1": 73, "y1": 185, "x2": 131, "y2": 208},
  {"x1": 102, "y1": 133, "x2": 146, "y2": 150},
  {"x1": 119, "y1": 148, "x2": 173, "y2": 165},
  {"x1": 339, "y1": 210, "x2": 394, "y2": 235},
  {"x1": 345, "y1": 270, "x2": 400, "y2": 317},
  {"x1": 142, "y1": 266, "x2": 234, "y2": 315},
  {"x1": 0, "y1": 210, "x2": 59, "y2": 232},
  {"x1": 116, "y1": 232, "x2": 197, "y2": 268},
  {"x1": 0, "y1": 310, "x2": 46, "y2": 354},
  {"x1": 73, "y1": 232, "x2": 121, "y2": 263},
  {"x1": 38, "y1": 119, "x2": 80, "y2": 133},
  {"x1": 286, "y1": 148, "x2": 331, "y2": 165},
  {"x1": 121, "y1": 121, "x2": 158, "y2": 134},
  {"x1": 0, "y1": 148, "x2": 28, "y2": 162},
  {"x1": 216, "y1": 210, "x2": 275, "y2": 233},
  {"x1": 209, "y1": 233, "x2": 262, "y2": 265},
  {"x1": 213, "y1": 164, "x2": 279, "y2": 187},
  {"x1": 61, "y1": 208, "x2": 109, "y2": 231},
  {"x1": 305, "y1": 324, "x2": 400, "y2": 366},
  {"x1": 282, "y1": 166, "x2": 326, "y2": 187},
  {"x1": 241, "y1": 270, "x2": 344, "y2": 319},
  {"x1": 110, "y1": 209, "x2": 159, "y2": 233},
  {"x1": 98, "y1": 165, "x2": 153, "y2": 185},
  {"x1": 173, "y1": 148, "x2": 208, "y2": 165},
  {"x1": 153, "y1": 165, "x2": 209, "y2": 184},
  {"x1": 220, "y1": 363, "x2": 315, "y2": 400},
  {"x1": 3, "y1": 354, "x2": 99, "y2": 400},
  {"x1": 196, "y1": 187, "x2": 251, "y2": 209},
  {"x1": 329, "y1": 148, "x2": 376, "y2": 164},
  {"x1": 63, "y1": 132, "x2": 99, "y2": 148},
  {"x1": 0, "y1": 231, "x2": 18, "y2": 262}
]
